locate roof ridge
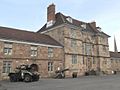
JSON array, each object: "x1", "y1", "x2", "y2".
[
  {"x1": 0, "y1": 26, "x2": 62, "y2": 46},
  {"x1": 0, "y1": 26, "x2": 36, "y2": 33},
  {"x1": 58, "y1": 13, "x2": 85, "y2": 24}
]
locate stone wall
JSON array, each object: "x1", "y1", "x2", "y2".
[
  {"x1": 41, "y1": 24, "x2": 111, "y2": 77},
  {"x1": 0, "y1": 41, "x2": 63, "y2": 79},
  {"x1": 111, "y1": 57, "x2": 120, "y2": 71},
  {"x1": 44, "y1": 26, "x2": 65, "y2": 45}
]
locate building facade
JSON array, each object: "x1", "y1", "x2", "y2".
[
  {"x1": 110, "y1": 37, "x2": 120, "y2": 73},
  {"x1": 0, "y1": 27, "x2": 63, "y2": 80},
  {"x1": 0, "y1": 4, "x2": 112, "y2": 80},
  {"x1": 38, "y1": 4, "x2": 111, "y2": 77},
  {"x1": 110, "y1": 52, "x2": 120, "y2": 72}
]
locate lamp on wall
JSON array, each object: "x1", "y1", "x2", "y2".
[
  {"x1": 16, "y1": 61, "x2": 18, "y2": 63},
  {"x1": 26, "y1": 59, "x2": 29, "y2": 62}
]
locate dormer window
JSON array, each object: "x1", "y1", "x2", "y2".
[
  {"x1": 46, "y1": 20, "x2": 55, "y2": 28},
  {"x1": 81, "y1": 24, "x2": 86, "y2": 29},
  {"x1": 66, "y1": 17, "x2": 73, "y2": 23},
  {"x1": 97, "y1": 27, "x2": 102, "y2": 32}
]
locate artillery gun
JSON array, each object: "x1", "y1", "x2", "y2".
[{"x1": 54, "y1": 68, "x2": 69, "y2": 79}]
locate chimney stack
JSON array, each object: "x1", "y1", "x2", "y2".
[
  {"x1": 90, "y1": 21, "x2": 96, "y2": 29},
  {"x1": 47, "y1": 4, "x2": 55, "y2": 22}
]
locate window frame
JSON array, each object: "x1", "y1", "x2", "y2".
[
  {"x1": 30, "y1": 46, "x2": 38, "y2": 57},
  {"x1": 48, "y1": 62, "x2": 53, "y2": 71},
  {"x1": 48, "y1": 47, "x2": 53, "y2": 58},
  {"x1": 71, "y1": 28, "x2": 76, "y2": 38},
  {"x1": 85, "y1": 43, "x2": 91, "y2": 55},
  {"x1": 4, "y1": 42, "x2": 12, "y2": 55},
  {"x1": 72, "y1": 55, "x2": 77, "y2": 64},
  {"x1": 3, "y1": 61, "x2": 12, "y2": 73},
  {"x1": 71, "y1": 39, "x2": 77, "y2": 47}
]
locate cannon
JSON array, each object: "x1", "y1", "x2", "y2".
[
  {"x1": 54, "y1": 68, "x2": 69, "y2": 79},
  {"x1": 8, "y1": 64, "x2": 39, "y2": 82}
]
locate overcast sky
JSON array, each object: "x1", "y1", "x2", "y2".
[{"x1": 0, "y1": 0, "x2": 120, "y2": 51}]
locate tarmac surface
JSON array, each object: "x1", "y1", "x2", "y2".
[{"x1": 0, "y1": 75, "x2": 120, "y2": 90}]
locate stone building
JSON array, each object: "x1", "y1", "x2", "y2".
[
  {"x1": 0, "y1": 26, "x2": 63, "y2": 80},
  {"x1": 38, "y1": 4, "x2": 111, "y2": 77},
  {"x1": 110, "y1": 37, "x2": 120, "y2": 72},
  {"x1": 0, "y1": 4, "x2": 111, "y2": 80},
  {"x1": 110, "y1": 52, "x2": 120, "y2": 72}
]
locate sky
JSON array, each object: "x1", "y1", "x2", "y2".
[{"x1": 0, "y1": 0, "x2": 120, "y2": 51}]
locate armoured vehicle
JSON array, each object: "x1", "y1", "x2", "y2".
[{"x1": 8, "y1": 64, "x2": 39, "y2": 82}]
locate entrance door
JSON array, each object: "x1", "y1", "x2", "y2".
[{"x1": 30, "y1": 64, "x2": 39, "y2": 71}]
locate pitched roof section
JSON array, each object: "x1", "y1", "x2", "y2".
[
  {"x1": 38, "y1": 13, "x2": 65, "y2": 33},
  {"x1": 110, "y1": 51, "x2": 120, "y2": 58},
  {"x1": 37, "y1": 12, "x2": 110, "y2": 37},
  {"x1": 37, "y1": 12, "x2": 84, "y2": 33},
  {"x1": 0, "y1": 26, "x2": 62, "y2": 47}
]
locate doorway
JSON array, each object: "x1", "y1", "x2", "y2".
[{"x1": 30, "y1": 64, "x2": 39, "y2": 71}]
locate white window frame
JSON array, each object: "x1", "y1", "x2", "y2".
[
  {"x1": 3, "y1": 61, "x2": 12, "y2": 73},
  {"x1": 48, "y1": 47, "x2": 53, "y2": 58},
  {"x1": 31, "y1": 46, "x2": 37, "y2": 57},
  {"x1": 4, "y1": 43, "x2": 12, "y2": 55},
  {"x1": 48, "y1": 62, "x2": 53, "y2": 71}
]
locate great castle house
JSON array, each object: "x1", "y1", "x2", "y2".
[
  {"x1": 0, "y1": 4, "x2": 111, "y2": 80},
  {"x1": 38, "y1": 4, "x2": 111, "y2": 77}
]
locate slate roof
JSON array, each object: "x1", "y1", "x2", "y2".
[
  {"x1": 0, "y1": 26, "x2": 62, "y2": 47},
  {"x1": 37, "y1": 12, "x2": 110, "y2": 37},
  {"x1": 110, "y1": 51, "x2": 120, "y2": 58}
]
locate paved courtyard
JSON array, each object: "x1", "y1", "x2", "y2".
[{"x1": 0, "y1": 75, "x2": 120, "y2": 90}]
